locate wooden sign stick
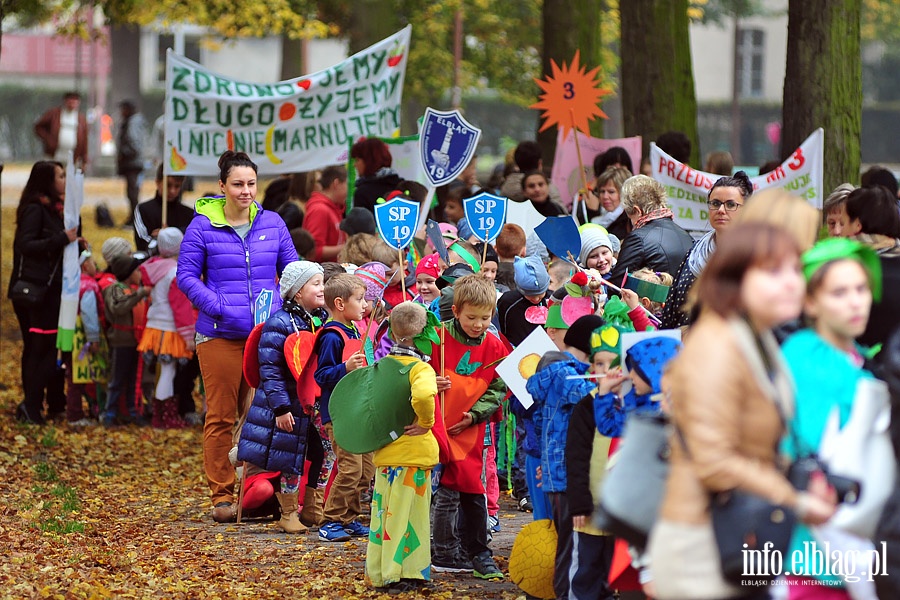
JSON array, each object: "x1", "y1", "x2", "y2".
[
  {"x1": 161, "y1": 174, "x2": 168, "y2": 228},
  {"x1": 440, "y1": 324, "x2": 446, "y2": 422},
  {"x1": 398, "y1": 247, "x2": 406, "y2": 298},
  {"x1": 570, "y1": 109, "x2": 591, "y2": 197}
]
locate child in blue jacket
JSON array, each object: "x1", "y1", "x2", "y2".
[{"x1": 237, "y1": 261, "x2": 327, "y2": 533}]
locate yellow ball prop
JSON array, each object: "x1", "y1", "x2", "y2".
[{"x1": 508, "y1": 519, "x2": 557, "y2": 599}]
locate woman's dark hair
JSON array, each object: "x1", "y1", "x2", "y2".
[
  {"x1": 845, "y1": 186, "x2": 900, "y2": 238},
  {"x1": 217, "y1": 150, "x2": 257, "y2": 183},
  {"x1": 513, "y1": 141, "x2": 542, "y2": 172},
  {"x1": 696, "y1": 222, "x2": 800, "y2": 318},
  {"x1": 860, "y1": 166, "x2": 899, "y2": 198},
  {"x1": 397, "y1": 179, "x2": 428, "y2": 204},
  {"x1": 276, "y1": 201, "x2": 304, "y2": 230},
  {"x1": 288, "y1": 171, "x2": 319, "y2": 203},
  {"x1": 709, "y1": 170, "x2": 753, "y2": 200},
  {"x1": 522, "y1": 170, "x2": 548, "y2": 187},
  {"x1": 350, "y1": 137, "x2": 392, "y2": 177},
  {"x1": 655, "y1": 131, "x2": 691, "y2": 164},
  {"x1": 593, "y1": 146, "x2": 634, "y2": 177},
  {"x1": 17, "y1": 160, "x2": 64, "y2": 221}
]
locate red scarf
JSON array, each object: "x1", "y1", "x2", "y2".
[{"x1": 633, "y1": 207, "x2": 674, "y2": 230}]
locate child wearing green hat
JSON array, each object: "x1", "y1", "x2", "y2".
[
  {"x1": 566, "y1": 326, "x2": 682, "y2": 599},
  {"x1": 566, "y1": 322, "x2": 630, "y2": 600},
  {"x1": 781, "y1": 237, "x2": 883, "y2": 594}
]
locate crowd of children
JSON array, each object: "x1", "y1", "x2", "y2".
[{"x1": 16, "y1": 139, "x2": 900, "y2": 600}]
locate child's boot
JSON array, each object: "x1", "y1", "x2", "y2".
[
  {"x1": 275, "y1": 492, "x2": 307, "y2": 533},
  {"x1": 151, "y1": 398, "x2": 165, "y2": 429},
  {"x1": 300, "y1": 486, "x2": 324, "y2": 529},
  {"x1": 161, "y1": 397, "x2": 186, "y2": 429}
]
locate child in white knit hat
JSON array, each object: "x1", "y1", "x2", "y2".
[
  {"x1": 236, "y1": 260, "x2": 330, "y2": 533},
  {"x1": 137, "y1": 227, "x2": 195, "y2": 428}
]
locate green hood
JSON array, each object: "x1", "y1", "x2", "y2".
[{"x1": 194, "y1": 196, "x2": 260, "y2": 227}]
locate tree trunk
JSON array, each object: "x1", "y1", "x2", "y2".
[
  {"x1": 109, "y1": 23, "x2": 141, "y2": 111},
  {"x1": 781, "y1": 0, "x2": 861, "y2": 192},
  {"x1": 620, "y1": 0, "x2": 699, "y2": 167},
  {"x1": 347, "y1": 0, "x2": 399, "y2": 54},
  {"x1": 539, "y1": 0, "x2": 602, "y2": 168},
  {"x1": 280, "y1": 34, "x2": 305, "y2": 80}
]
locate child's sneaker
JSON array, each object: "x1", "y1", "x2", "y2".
[
  {"x1": 488, "y1": 515, "x2": 501, "y2": 533},
  {"x1": 343, "y1": 519, "x2": 370, "y2": 537},
  {"x1": 318, "y1": 521, "x2": 351, "y2": 542},
  {"x1": 518, "y1": 496, "x2": 533, "y2": 512},
  {"x1": 432, "y1": 555, "x2": 473, "y2": 574},
  {"x1": 472, "y1": 552, "x2": 503, "y2": 580}
]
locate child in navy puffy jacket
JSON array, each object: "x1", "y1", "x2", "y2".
[{"x1": 237, "y1": 261, "x2": 327, "y2": 533}]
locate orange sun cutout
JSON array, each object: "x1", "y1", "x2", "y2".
[{"x1": 530, "y1": 50, "x2": 612, "y2": 138}]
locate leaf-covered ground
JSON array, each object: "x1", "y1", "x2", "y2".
[{"x1": 0, "y1": 174, "x2": 529, "y2": 599}]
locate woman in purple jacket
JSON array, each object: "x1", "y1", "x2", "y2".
[{"x1": 178, "y1": 150, "x2": 298, "y2": 523}]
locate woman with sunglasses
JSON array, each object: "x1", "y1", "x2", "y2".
[{"x1": 660, "y1": 172, "x2": 753, "y2": 329}]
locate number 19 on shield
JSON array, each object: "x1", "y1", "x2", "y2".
[{"x1": 392, "y1": 225, "x2": 411, "y2": 244}]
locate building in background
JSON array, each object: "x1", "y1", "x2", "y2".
[{"x1": 0, "y1": 24, "x2": 347, "y2": 166}]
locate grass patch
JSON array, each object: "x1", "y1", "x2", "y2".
[
  {"x1": 39, "y1": 517, "x2": 85, "y2": 534},
  {"x1": 52, "y1": 484, "x2": 80, "y2": 512},
  {"x1": 40, "y1": 427, "x2": 58, "y2": 448},
  {"x1": 31, "y1": 482, "x2": 85, "y2": 535},
  {"x1": 33, "y1": 461, "x2": 58, "y2": 482}
]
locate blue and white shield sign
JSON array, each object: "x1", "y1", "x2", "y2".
[
  {"x1": 255, "y1": 289, "x2": 274, "y2": 325},
  {"x1": 463, "y1": 192, "x2": 507, "y2": 243},
  {"x1": 419, "y1": 107, "x2": 481, "y2": 187},
  {"x1": 375, "y1": 197, "x2": 420, "y2": 250}
]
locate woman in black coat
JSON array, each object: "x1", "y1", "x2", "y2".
[
  {"x1": 7, "y1": 161, "x2": 78, "y2": 424},
  {"x1": 608, "y1": 175, "x2": 694, "y2": 283}
]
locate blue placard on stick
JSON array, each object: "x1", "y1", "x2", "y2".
[
  {"x1": 375, "y1": 198, "x2": 420, "y2": 250},
  {"x1": 535, "y1": 216, "x2": 582, "y2": 263},
  {"x1": 463, "y1": 192, "x2": 507, "y2": 243},
  {"x1": 419, "y1": 107, "x2": 481, "y2": 187}
]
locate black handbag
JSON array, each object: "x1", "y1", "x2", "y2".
[
  {"x1": 710, "y1": 488, "x2": 796, "y2": 584},
  {"x1": 9, "y1": 256, "x2": 58, "y2": 305}
]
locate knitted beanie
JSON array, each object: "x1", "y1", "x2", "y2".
[
  {"x1": 280, "y1": 260, "x2": 324, "y2": 300},
  {"x1": 157, "y1": 227, "x2": 183, "y2": 258}
]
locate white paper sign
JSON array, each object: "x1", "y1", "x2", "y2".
[
  {"x1": 496, "y1": 326, "x2": 559, "y2": 410},
  {"x1": 651, "y1": 128, "x2": 824, "y2": 231}
]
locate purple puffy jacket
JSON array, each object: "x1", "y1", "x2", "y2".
[{"x1": 177, "y1": 197, "x2": 298, "y2": 340}]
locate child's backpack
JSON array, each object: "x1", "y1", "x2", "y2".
[
  {"x1": 329, "y1": 356, "x2": 417, "y2": 454},
  {"x1": 95, "y1": 203, "x2": 115, "y2": 228},
  {"x1": 242, "y1": 323, "x2": 265, "y2": 388},
  {"x1": 287, "y1": 325, "x2": 363, "y2": 413}
]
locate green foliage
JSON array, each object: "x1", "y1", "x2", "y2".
[
  {"x1": 38, "y1": 484, "x2": 85, "y2": 535},
  {"x1": 320, "y1": 0, "x2": 544, "y2": 109},
  {"x1": 862, "y1": 0, "x2": 900, "y2": 43},
  {"x1": 688, "y1": 0, "x2": 772, "y2": 23},
  {"x1": 40, "y1": 427, "x2": 58, "y2": 448},
  {"x1": 1, "y1": 0, "x2": 73, "y2": 29},
  {"x1": 33, "y1": 461, "x2": 58, "y2": 482},
  {"x1": 4, "y1": 0, "x2": 334, "y2": 42},
  {"x1": 0, "y1": 85, "x2": 66, "y2": 161}
]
